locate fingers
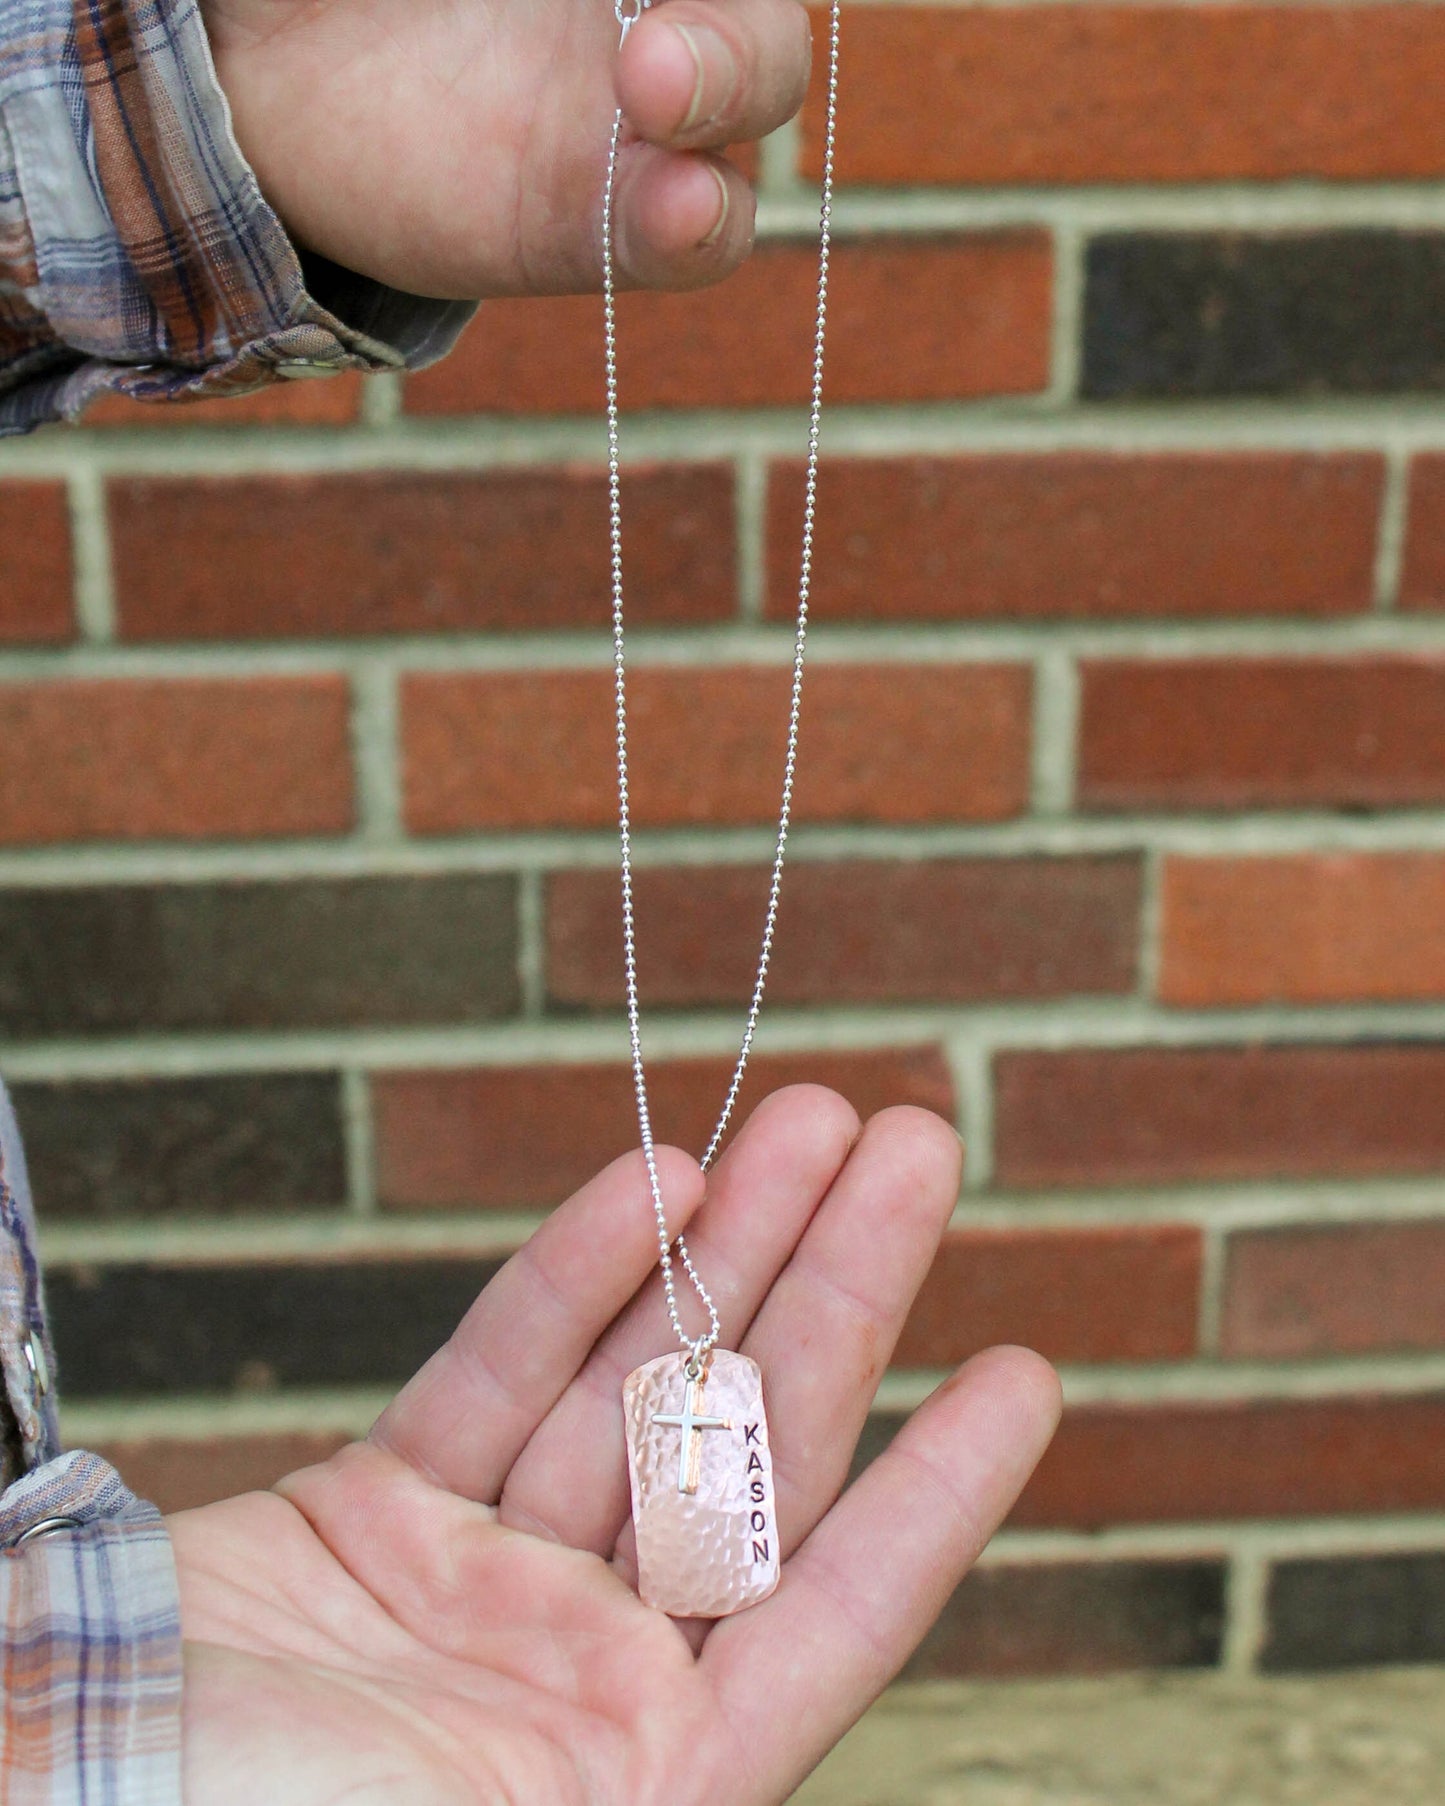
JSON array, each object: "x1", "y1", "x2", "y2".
[
  {"x1": 618, "y1": 0, "x2": 812, "y2": 150},
  {"x1": 608, "y1": 142, "x2": 756, "y2": 290},
  {"x1": 496, "y1": 1085, "x2": 861, "y2": 1553},
  {"x1": 740, "y1": 1108, "x2": 964, "y2": 1559},
  {"x1": 610, "y1": 1106, "x2": 962, "y2": 1596},
  {"x1": 702, "y1": 1347, "x2": 1063, "y2": 1802},
  {"x1": 367, "y1": 1145, "x2": 704, "y2": 1503},
  {"x1": 604, "y1": 0, "x2": 809, "y2": 288}
]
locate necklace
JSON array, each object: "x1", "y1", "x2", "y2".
[{"x1": 604, "y1": 0, "x2": 841, "y2": 1618}]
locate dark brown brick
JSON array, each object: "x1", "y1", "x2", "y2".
[
  {"x1": 374, "y1": 1046, "x2": 956, "y2": 1211},
  {"x1": 1262, "y1": 1552, "x2": 1445, "y2": 1671},
  {"x1": 547, "y1": 857, "x2": 1142, "y2": 1010},
  {"x1": 9, "y1": 1075, "x2": 347, "y2": 1219},
  {"x1": 0, "y1": 677, "x2": 354, "y2": 843},
  {"x1": 806, "y1": 7, "x2": 1445, "y2": 187},
  {"x1": 111, "y1": 467, "x2": 734, "y2": 639},
  {"x1": 995, "y1": 1044, "x2": 1445, "y2": 1189},
  {"x1": 1221, "y1": 1220, "x2": 1445, "y2": 1359},
  {"x1": 905, "y1": 1561, "x2": 1226, "y2": 1680},
  {"x1": 0, "y1": 482, "x2": 72, "y2": 644},
  {"x1": 403, "y1": 237, "x2": 1052, "y2": 416},
  {"x1": 858, "y1": 1393, "x2": 1445, "y2": 1528},
  {"x1": 895, "y1": 1226, "x2": 1202, "y2": 1367},
  {"x1": 766, "y1": 454, "x2": 1380, "y2": 623},
  {"x1": 1079, "y1": 658, "x2": 1445, "y2": 810},
  {"x1": 0, "y1": 876, "x2": 518, "y2": 1035},
  {"x1": 1084, "y1": 231, "x2": 1445, "y2": 400},
  {"x1": 92, "y1": 1431, "x2": 353, "y2": 1513},
  {"x1": 48, "y1": 1256, "x2": 506, "y2": 1398},
  {"x1": 402, "y1": 664, "x2": 1032, "y2": 833}
]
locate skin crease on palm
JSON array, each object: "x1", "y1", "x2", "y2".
[
  {"x1": 174, "y1": 13, "x2": 1063, "y2": 1802},
  {"x1": 170, "y1": 1089, "x2": 1062, "y2": 1805}
]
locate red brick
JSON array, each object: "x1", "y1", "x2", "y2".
[
  {"x1": 547, "y1": 855, "x2": 1142, "y2": 1008},
  {"x1": 1160, "y1": 854, "x2": 1445, "y2": 1007},
  {"x1": 1221, "y1": 1220, "x2": 1445, "y2": 1359},
  {"x1": 1011, "y1": 1394, "x2": 1445, "y2": 1529},
  {"x1": 80, "y1": 374, "x2": 363, "y2": 429},
  {"x1": 765, "y1": 454, "x2": 1380, "y2": 623},
  {"x1": 996, "y1": 1044, "x2": 1445, "y2": 1189},
  {"x1": 402, "y1": 663, "x2": 1031, "y2": 834},
  {"x1": 1400, "y1": 454, "x2": 1445, "y2": 610},
  {"x1": 374, "y1": 1046, "x2": 956, "y2": 1210},
  {"x1": 111, "y1": 467, "x2": 734, "y2": 640},
  {"x1": 805, "y1": 7, "x2": 1445, "y2": 186},
  {"x1": 93, "y1": 1431, "x2": 352, "y2": 1513},
  {"x1": 0, "y1": 482, "x2": 73, "y2": 644},
  {"x1": 0, "y1": 678, "x2": 354, "y2": 844},
  {"x1": 404, "y1": 236, "x2": 1052, "y2": 416},
  {"x1": 895, "y1": 1225, "x2": 1201, "y2": 1366},
  {"x1": 1080, "y1": 658, "x2": 1445, "y2": 811}
]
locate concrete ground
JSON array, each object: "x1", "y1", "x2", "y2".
[{"x1": 794, "y1": 1670, "x2": 1445, "y2": 1805}]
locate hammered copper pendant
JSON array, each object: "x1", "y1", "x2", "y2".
[{"x1": 623, "y1": 1349, "x2": 780, "y2": 1618}]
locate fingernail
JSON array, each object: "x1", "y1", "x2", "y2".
[
  {"x1": 670, "y1": 21, "x2": 735, "y2": 134},
  {"x1": 699, "y1": 163, "x2": 731, "y2": 247}
]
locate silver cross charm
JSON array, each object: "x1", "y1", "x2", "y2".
[{"x1": 652, "y1": 1372, "x2": 733, "y2": 1494}]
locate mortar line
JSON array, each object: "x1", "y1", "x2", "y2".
[
  {"x1": 1373, "y1": 442, "x2": 1412, "y2": 613},
  {"x1": 1029, "y1": 645, "x2": 1079, "y2": 817},
  {"x1": 16, "y1": 399, "x2": 1445, "y2": 478},
  {"x1": 3, "y1": 611, "x2": 1445, "y2": 682},
  {"x1": 947, "y1": 1035, "x2": 994, "y2": 1190},
  {"x1": 340, "y1": 1067, "x2": 378, "y2": 1216},
  {"x1": 756, "y1": 115, "x2": 801, "y2": 197},
  {"x1": 359, "y1": 372, "x2": 403, "y2": 429},
  {"x1": 1048, "y1": 218, "x2": 1085, "y2": 406},
  {"x1": 61, "y1": 1389, "x2": 396, "y2": 1443},
  {"x1": 753, "y1": 179, "x2": 1445, "y2": 238},
  {"x1": 734, "y1": 449, "x2": 768, "y2": 622},
  {"x1": 349, "y1": 657, "x2": 403, "y2": 842},
  {"x1": 946, "y1": 1183, "x2": 1445, "y2": 1233},
  {"x1": 14, "y1": 997, "x2": 1445, "y2": 1079},
  {"x1": 1136, "y1": 843, "x2": 1166, "y2": 1005},
  {"x1": 65, "y1": 466, "x2": 116, "y2": 644},
  {"x1": 22, "y1": 1170, "x2": 1445, "y2": 1256},
  {"x1": 986, "y1": 1515, "x2": 1445, "y2": 1564},
  {"x1": 1196, "y1": 1219, "x2": 1229, "y2": 1360},
  {"x1": 515, "y1": 866, "x2": 548, "y2": 1019},
  {"x1": 874, "y1": 1352, "x2": 1445, "y2": 1409},
  {"x1": 36, "y1": 1213, "x2": 542, "y2": 1266},
  {"x1": 1221, "y1": 1539, "x2": 1272, "y2": 1674},
  {"x1": 46, "y1": 1344, "x2": 1445, "y2": 1404}
]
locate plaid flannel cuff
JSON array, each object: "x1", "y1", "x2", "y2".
[
  {"x1": 0, "y1": 1452, "x2": 183, "y2": 1806},
  {"x1": 0, "y1": 0, "x2": 474, "y2": 435}
]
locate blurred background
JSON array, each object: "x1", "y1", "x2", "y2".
[{"x1": 2, "y1": 1, "x2": 1445, "y2": 1797}]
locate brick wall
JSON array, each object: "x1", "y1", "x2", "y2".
[{"x1": 3, "y1": 0, "x2": 1445, "y2": 1681}]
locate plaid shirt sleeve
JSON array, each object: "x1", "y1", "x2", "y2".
[
  {"x1": 0, "y1": 1078, "x2": 183, "y2": 1802},
  {"x1": 0, "y1": 0, "x2": 476, "y2": 436}
]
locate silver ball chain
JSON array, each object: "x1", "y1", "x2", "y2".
[{"x1": 603, "y1": 0, "x2": 841, "y2": 1371}]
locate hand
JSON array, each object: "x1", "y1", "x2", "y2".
[
  {"x1": 198, "y1": 0, "x2": 813, "y2": 299},
  {"x1": 169, "y1": 1087, "x2": 1061, "y2": 1805}
]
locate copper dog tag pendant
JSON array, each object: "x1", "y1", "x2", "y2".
[{"x1": 623, "y1": 1349, "x2": 780, "y2": 1619}]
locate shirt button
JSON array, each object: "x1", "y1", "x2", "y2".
[
  {"x1": 14, "y1": 1515, "x2": 82, "y2": 1548},
  {"x1": 22, "y1": 1331, "x2": 49, "y2": 1396}
]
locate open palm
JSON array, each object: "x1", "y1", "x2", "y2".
[
  {"x1": 198, "y1": 0, "x2": 811, "y2": 298},
  {"x1": 168, "y1": 1088, "x2": 1060, "y2": 1804}
]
